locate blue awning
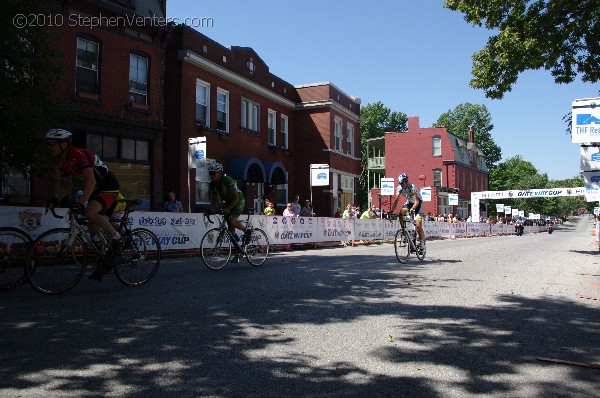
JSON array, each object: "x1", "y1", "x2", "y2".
[
  {"x1": 227, "y1": 157, "x2": 266, "y2": 182},
  {"x1": 264, "y1": 161, "x2": 287, "y2": 184}
]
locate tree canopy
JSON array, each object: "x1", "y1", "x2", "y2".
[
  {"x1": 434, "y1": 103, "x2": 502, "y2": 168},
  {"x1": 444, "y1": 0, "x2": 600, "y2": 99},
  {"x1": 1, "y1": 0, "x2": 72, "y2": 181},
  {"x1": 358, "y1": 102, "x2": 407, "y2": 209}
]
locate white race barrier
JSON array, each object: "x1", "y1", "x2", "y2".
[{"x1": 0, "y1": 207, "x2": 547, "y2": 251}]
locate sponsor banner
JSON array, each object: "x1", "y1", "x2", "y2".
[
  {"x1": 130, "y1": 212, "x2": 201, "y2": 250},
  {"x1": 423, "y1": 221, "x2": 439, "y2": 237},
  {"x1": 467, "y1": 223, "x2": 487, "y2": 236},
  {"x1": 0, "y1": 207, "x2": 68, "y2": 239},
  {"x1": 580, "y1": 144, "x2": 600, "y2": 171},
  {"x1": 572, "y1": 97, "x2": 600, "y2": 143},
  {"x1": 318, "y1": 217, "x2": 354, "y2": 242},
  {"x1": 381, "y1": 178, "x2": 395, "y2": 196},
  {"x1": 355, "y1": 218, "x2": 384, "y2": 240},
  {"x1": 512, "y1": 208, "x2": 519, "y2": 217},
  {"x1": 383, "y1": 219, "x2": 401, "y2": 240},
  {"x1": 449, "y1": 193, "x2": 459, "y2": 206},
  {"x1": 505, "y1": 206, "x2": 512, "y2": 215},
  {"x1": 473, "y1": 188, "x2": 587, "y2": 200},
  {"x1": 452, "y1": 222, "x2": 467, "y2": 237},
  {"x1": 310, "y1": 164, "x2": 330, "y2": 187},
  {"x1": 496, "y1": 204, "x2": 504, "y2": 213},
  {"x1": 420, "y1": 187, "x2": 432, "y2": 202},
  {"x1": 271, "y1": 216, "x2": 318, "y2": 244}
]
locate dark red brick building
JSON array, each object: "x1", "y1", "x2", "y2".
[
  {"x1": 165, "y1": 25, "x2": 361, "y2": 215},
  {"x1": 29, "y1": 0, "x2": 169, "y2": 209},
  {"x1": 371, "y1": 116, "x2": 489, "y2": 218}
]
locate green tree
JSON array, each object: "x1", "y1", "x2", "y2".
[
  {"x1": 0, "y1": 0, "x2": 72, "y2": 185},
  {"x1": 434, "y1": 103, "x2": 502, "y2": 168},
  {"x1": 358, "y1": 102, "x2": 407, "y2": 209},
  {"x1": 444, "y1": 0, "x2": 600, "y2": 99}
]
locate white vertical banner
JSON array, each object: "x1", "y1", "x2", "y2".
[
  {"x1": 381, "y1": 178, "x2": 395, "y2": 196},
  {"x1": 504, "y1": 206, "x2": 512, "y2": 215},
  {"x1": 572, "y1": 97, "x2": 600, "y2": 143},
  {"x1": 448, "y1": 193, "x2": 458, "y2": 206},
  {"x1": 310, "y1": 164, "x2": 330, "y2": 186},
  {"x1": 512, "y1": 208, "x2": 519, "y2": 217},
  {"x1": 420, "y1": 187, "x2": 432, "y2": 202},
  {"x1": 496, "y1": 203, "x2": 504, "y2": 213},
  {"x1": 188, "y1": 137, "x2": 207, "y2": 168}
]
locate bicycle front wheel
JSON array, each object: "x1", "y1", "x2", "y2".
[
  {"x1": 0, "y1": 227, "x2": 32, "y2": 291},
  {"x1": 245, "y1": 228, "x2": 269, "y2": 266},
  {"x1": 201, "y1": 228, "x2": 232, "y2": 270},
  {"x1": 26, "y1": 228, "x2": 87, "y2": 295},
  {"x1": 114, "y1": 228, "x2": 161, "y2": 287},
  {"x1": 394, "y1": 229, "x2": 410, "y2": 264}
]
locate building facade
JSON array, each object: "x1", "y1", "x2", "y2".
[
  {"x1": 370, "y1": 116, "x2": 489, "y2": 218},
  {"x1": 30, "y1": 0, "x2": 169, "y2": 209},
  {"x1": 165, "y1": 25, "x2": 361, "y2": 216}
]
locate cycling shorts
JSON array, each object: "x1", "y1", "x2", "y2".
[
  {"x1": 91, "y1": 190, "x2": 120, "y2": 214},
  {"x1": 402, "y1": 202, "x2": 423, "y2": 220}
]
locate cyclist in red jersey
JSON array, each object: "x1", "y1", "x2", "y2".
[{"x1": 45, "y1": 129, "x2": 122, "y2": 280}]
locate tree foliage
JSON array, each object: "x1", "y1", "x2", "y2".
[
  {"x1": 0, "y1": 0, "x2": 72, "y2": 181},
  {"x1": 487, "y1": 155, "x2": 583, "y2": 218},
  {"x1": 444, "y1": 0, "x2": 600, "y2": 99},
  {"x1": 358, "y1": 102, "x2": 407, "y2": 209},
  {"x1": 434, "y1": 103, "x2": 502, "y2": 168}
]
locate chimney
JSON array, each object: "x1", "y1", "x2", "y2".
[
  {"x1": 408, "y1": 116, "x2": 420, "y2": 131},
  {"x1": 468, "y1": 125, "x2": 474, "y2": 143}
]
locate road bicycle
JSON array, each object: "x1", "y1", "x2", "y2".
[
  {"x1": 0, "y1": 227, "x2": 32, "y2": 291},
  {"x1": 25, "y1": 200, "x2": 161, "y2": 295},
  {"x1": 200, "y1": 208, "x2": 269, "y2": 270},
  {"x1": 388, "y1": 212, "x2": 426, "y2": 263}
]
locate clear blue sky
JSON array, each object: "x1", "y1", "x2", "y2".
[{"x1": 167, "y1": 0, "x2": 598, "y2": 181}]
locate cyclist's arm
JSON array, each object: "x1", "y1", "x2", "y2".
[
  {"x1": 58, "y1": 174, "x2": 73, "y2": 203},
  {"x1": 390, "y1": 193, "x2": 400, "y2": 213},
  {"x1": 227, "y1": 189, "x2": 240, "y2": 212},
  {"x1": 79, "y1": 166, "x2": 96, "y2": 206},
  {"x1": 410, "y1": 192, "x2": 420, "y2": 211}
]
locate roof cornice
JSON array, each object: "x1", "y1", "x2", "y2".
[
  {"x1": 296, "y1": 100, "x2": 361, "y2": 122},
  {"x1": 179, "y1": 49, "x2": 296, "y2": 109}
]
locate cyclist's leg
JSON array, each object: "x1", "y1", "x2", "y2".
[
  {"x1": 86, "y1": 192, "x2": 119, "y2": 238},
  {"x1": 414, "y1": 202, "x2": 425, "y2": 241}
]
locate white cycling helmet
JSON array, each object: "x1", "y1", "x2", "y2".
[
  {"x1": 45, "y1": 128, "x2": 73, "y2": 142},
  {"x1": 208, "y1": 162, "x2": 223, "y2": 172}
]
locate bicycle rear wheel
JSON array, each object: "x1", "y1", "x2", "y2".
[
  {"x1": 201, "y1": 228, "x2": 232, "y2": 270},
  {"x1": 26, "y1": 228, "x2": 87, "y2": 295},
  {"x1": 245, "y1": 228, "x2": 269, "y2": 266},
  {"x1": 394, "y1": 229, "x2": 410, "y2": 264},
  {"x1": 114, "y1": 228, "x2": 161, "y2": 286},
  {"x1": 0, "y1": 227, "x2": 32, "y2": 291}
]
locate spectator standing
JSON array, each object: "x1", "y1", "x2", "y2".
[
  {"x1": 163, "y1": 191, "x2": 183, "y2": 212},
  {"x1": 283, "y1": 202, "x2": 298, "y2": 217},
  {"x1": 300, "y1": 199, "x2": 315, "y2": 216},
  {"x1": 291, "y1": 194, "x2": 301, "y2": 215},
  {"x1": 263, "y1": 199, "x2": 275, "y2": 215}
]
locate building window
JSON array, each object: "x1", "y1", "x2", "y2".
[
  {"x1": 281, "y1": 114, "x2": 289, "y2": 149},
  {"x1": 347, "y1": 124, "x2": 354, "y2": 156},
  {"x1": 433, "y1": 169, "x2": 442, "y2": 187},
  {"x1": 241, "y1": 98, "x2": 259, "y2": 132},
  {"x1": 334, "y1": 118, "x2": 342, "y2": 152},
  {"x1": 76, "y1": 37, "x2": 99, "y2": 95},
  {"x1": 216, "y1": 89, "x2": 229, "y2": 132},
  {"x1": 432, "y1": 136, "x2": 441, "y2": 157},
  {"x1": 268, "y1": 109, "x2": 276, "y2": 146},
  {"x1": 129, "y1": 54, "x2": 148, "y2": 104},
  {"x1": 195, "y1": 80, "x2": 210, "y2": 127},
  {"x1": 88, "y1": 134, "x2": 148, "y2": 161}
]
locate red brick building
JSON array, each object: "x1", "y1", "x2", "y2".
[
  {"x1": 165, "y1": 25, "x2": 361, "y2": 215},
  {"x1": 29, "y1": 0, "x2": 169, "y2": 209},
  {"x1": 370, "y1": 116, "x2": 489, "y2": 218}
]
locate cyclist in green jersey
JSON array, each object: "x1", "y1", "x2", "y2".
[{"x1": 207, "y1": 162, "x2": 251, "y2": 246}]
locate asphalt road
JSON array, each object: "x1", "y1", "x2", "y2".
[{"x1": 1, "y1": 216, "x2": 599, "y2": 397}]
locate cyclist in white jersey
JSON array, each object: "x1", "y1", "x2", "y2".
[{"x1": 390, "y1": 173, "x2": 426, "y2": 250}]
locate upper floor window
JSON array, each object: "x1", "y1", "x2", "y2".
[
  {"x1": 281, "y1": 114, "x2": 289, "y2": 149},
  {"x1": 334, "y1": 118, "x2": 342, "y2": 152},
  {"x1": 241, "y1": 98, "x2": 259, "y2": 132},
  {"x1": 268, "y1": 109, "x2": 276, "y2": 146},
  {"x1": 433, "y1": 169, "x2": 442, "y2": 187},
  {"x1": 129, "y1": 53, "x2": 148, "y2": 104},
  {"x1": 195, "y1": 80, "x2": 210, "y2": 127},
  {"x1": 347, "y1": 124, "x2": 354, "y2": 156},
  {"x1": 432, "y1": 136, "x2": 441, "y2": 157},
  {"x1": 76, "y1": 37, "x2": 99, "y2": 94},
  {"x1": 216, "y1": 89, "x2": 229, "y2": 132}
]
